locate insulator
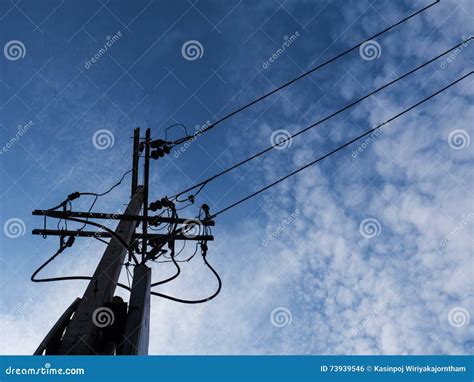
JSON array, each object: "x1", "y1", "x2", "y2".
[
  {"x1": 65, "y1": 236, "x2": 75, "y2": 247},
  {"x1": 150, "y1": 139, "x2": 165, "y2": 148},
  {"x1": 67, "y1": 192, "x2": 80, "y2": 201}
]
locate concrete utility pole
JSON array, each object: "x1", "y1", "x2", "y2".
[
  {"x1": 56, "y1": 186, "x2": 144, "y2": 355},
  {"x1": 32, "y1": 127, "x2": 214, "y2": 355}
]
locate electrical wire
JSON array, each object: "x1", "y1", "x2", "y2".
[
  {"x1": 171, "y1": 0, "x2": 439, "y2": 145},
  {"x1": 160, "y1": 240, "x2": 187, "y2": 259},
  {"x1": 210, "y1": 71, "x2": 473, "y2": 218},
  {"x1": 155, "y1": 242, "x2": 200, "y2": 263},
  {"x1": 171, "y1": 39, "x2": 471, "y2": 200},
  {"x1": 31, "y1": 237, "x2": 131, "y2": 293},
  {"x1": 81, "y1": 169, "x2": 133, "y2": 197},
  {"x1": 150, "y1": 247, "x2": 180, "y2": 287},
  {"x1": 61, "y1": 216, "x2": 140, "y2": 265},
  {"x1": 124, "y1": 262, "x2": 132, "y2": 289},
  {"x1": 32, "y1": 222, "x2": 220, "y2": 303},
  {"x1": 31, "y1": 239, "x2": 221, "y2": 304},
  {"x1": 76, "y1": 169, "x2": 133, "y2": 230},
  {"x1": 146, "y1": 208, "x2": 221, "y2": 303},
  {"x1": 165, "y1": 123, "x2": 189, "y2": 141},
  {"x1": 150, "y1": 253, "x2": 222, "y2": 304},
  {"x1": 47, "y1": 169, "x2": 133, "y2": 212}
]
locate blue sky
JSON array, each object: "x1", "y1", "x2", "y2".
[{"x1": 0, "y1": 0, "x2": 473, "y2": 354}]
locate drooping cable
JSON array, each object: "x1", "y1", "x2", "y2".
[
  {"x1": 150, "y1": 247, "x2": 180, "y2": 287},
  {"x1": 32, "y1": 219, "x2": 221, "y2": 303},
  {"x1": 150, "y1": 251, "x2": 222, "y2": 304},
  {"x1": 81, "y1": 169, "x2": 133, "y2": 197},
  {"x1": 31, "y1": 236, "x2": 131, "y2": 293},
  {"x1": 60, "y1": 216, "x2": 140, "y2": 265}
]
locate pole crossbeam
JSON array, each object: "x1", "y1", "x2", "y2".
[
  {"x1": 32, "y1": 228, "x2": 214, "y2": 242},
  {"x1": 32, "y1": 209, "x2": 215, "y2": 226}
]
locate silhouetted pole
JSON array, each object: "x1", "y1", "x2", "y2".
[
  {"x1": 117, "y1": 263, "x2": 151, "y2": 355},
  {"x1": 56, "y1": 186, "x2": 143, "y2": 355}
]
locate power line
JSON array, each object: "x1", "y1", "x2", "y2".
[
  {"x1": 173, "y1": 0, "x2": 439, "y2": 144},
  {"x1": 171, "y1": 39, "x2": 471, "y2": 200},
  {"x1": 210, "y1": 71, "x2": 473, "y2": 218},
  {"x1": 150, "y1": 254, "x2": 222, "y2": 304}
]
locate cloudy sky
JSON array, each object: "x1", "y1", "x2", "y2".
[{"x1": 0, "y1": 0, "x2": 472, "y2": 355}]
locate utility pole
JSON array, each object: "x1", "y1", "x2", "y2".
[{"x1": 32, "y1": 128, "x2": 214, "y2": 355}]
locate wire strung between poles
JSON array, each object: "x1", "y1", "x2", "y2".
[
  {"x1": 172, "y1": 0, "x2": 439, "y2": 145},
  {"x1": 171, "y1": 38, "x2": 472, "y2": 200},
  {"x1": 209, "y1": 71, "x2": 473, "y2": 218}
]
